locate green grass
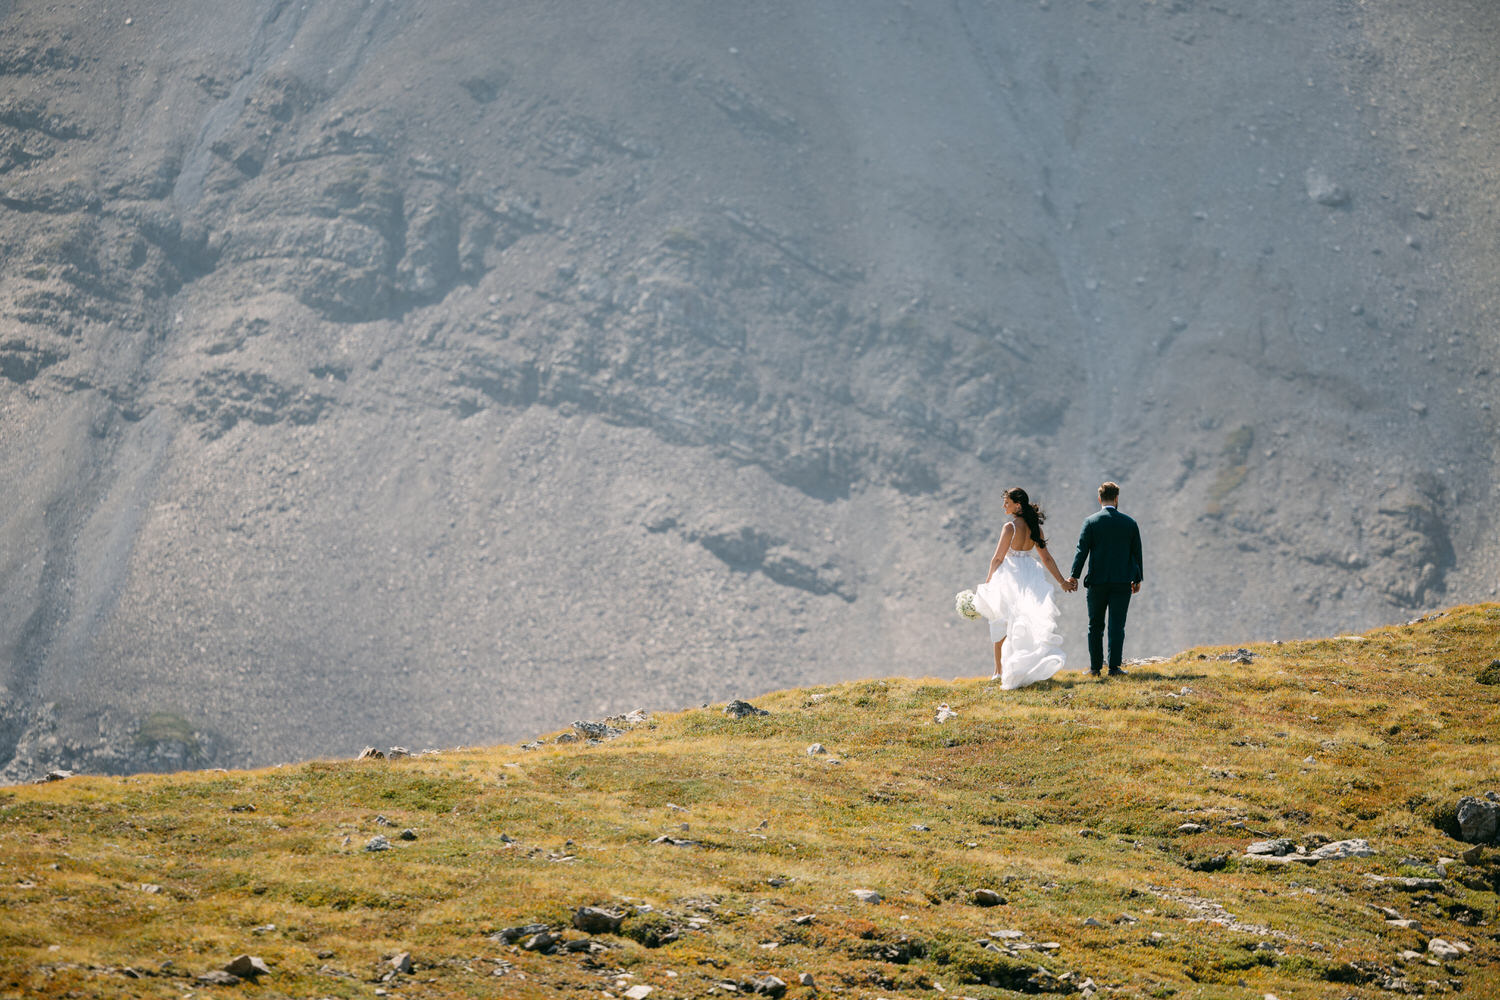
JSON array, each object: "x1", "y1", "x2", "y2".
[{"x1": 2, "y1": 605, "x2": 1499, "y2": 998}]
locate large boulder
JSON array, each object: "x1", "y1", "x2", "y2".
[{"x1": 1455, "y1": 795, "x2": 1500, "y2": 844}]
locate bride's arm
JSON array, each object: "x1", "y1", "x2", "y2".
[
  {"x1": 1037, "y1": 544, "x2": 1068, "y2": 587},
  {"x1": 985, "y1": 522, "x2": 1015, "y2": 582}
]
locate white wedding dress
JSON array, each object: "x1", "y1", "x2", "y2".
[{"x1": 973, "y1": 549, "x2": 1066, "y2": 689}]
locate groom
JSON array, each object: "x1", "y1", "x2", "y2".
[{"x1": 1066, "y1": 482, "x2": 1143, "y2": 677}]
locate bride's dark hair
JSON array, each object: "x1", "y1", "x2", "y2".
[{"x1": 1005, "y1": 487, "x2": 1047, "y2": 548}]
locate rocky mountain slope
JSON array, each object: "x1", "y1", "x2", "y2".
[{"x1": 1, "y1": 0, "x2": 1497, "y2": 777}]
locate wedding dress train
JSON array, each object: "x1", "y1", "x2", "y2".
[{"x1": 973, "y1": 549, "x2": 1066, "y2": 689}]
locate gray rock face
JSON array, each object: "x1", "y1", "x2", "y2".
[
  {"x1": 724, "y1": 700, "x2": 769, "y2": 719},
  {"x1": 2, "y1": 2, "x2": 1498, "y2": 780}
]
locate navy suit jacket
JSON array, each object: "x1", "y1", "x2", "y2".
[{"x1": 1070, "y1": 507, "x2": 1143, "y2": 587}]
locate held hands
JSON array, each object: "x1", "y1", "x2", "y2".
[{"x1": 1061, "y1": 577, "x2": 1079, "y2": 593}]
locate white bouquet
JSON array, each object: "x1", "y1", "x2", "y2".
[{"x1": 954, "y1": 589, "x2": 982, "y2": 621}]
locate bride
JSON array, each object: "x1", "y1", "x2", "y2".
[{"x1": 974, "y1": 487, "x2": 1073, "y2": 688}]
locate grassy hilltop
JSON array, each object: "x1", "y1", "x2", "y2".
[{"x1": 2, "y1": 606, "x2": 1498, "y2": 999}]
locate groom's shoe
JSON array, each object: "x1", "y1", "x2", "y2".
[
  {"x1": 1089, "y1": 668, "x2": 1102, "y2": 678},
  {"x1": 1107, "y1": 665, "x2": 1127, "y2": 677}
]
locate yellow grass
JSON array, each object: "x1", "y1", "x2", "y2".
[{"x1": 2, "y1": 605, "x2": 1498, "y2": 998}]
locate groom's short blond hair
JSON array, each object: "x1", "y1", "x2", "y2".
[{"x1": 1098, "y1": 481, "x2": 1120, "y2": 502}]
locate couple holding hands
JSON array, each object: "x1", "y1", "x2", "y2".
[{"x1": 971, "y1": 481, "x2": 1144, "y2": 689}]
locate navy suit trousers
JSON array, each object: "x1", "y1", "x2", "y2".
[{"x1": 1086, "y1": 583, "x2": 1133, "y2": 671}]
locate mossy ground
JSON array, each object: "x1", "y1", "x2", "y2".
[{"x1": 2, "y1": 605, "x2": 1498, "y2": 999}]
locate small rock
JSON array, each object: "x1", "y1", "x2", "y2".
[
  {"x1": 250, "y1": 923, "x2": 275, "y2": 934},
  {"x1": 624, "y1": 986, "x2": 653, "y2": 1000},
  {"x1": 197, "y1": 970, "x2": 241, "y2": 985},
  {"x1": 910, "y1": 823, "x2": 930, "y2": 831},
  {"x1": 357, "y1": 747, "x2": 384, "y2": 760},
  {"x1": 1305, "y1": 168, "x2": 1349, "y2": 206},
  {"x1": 1082, "y1": 917, "x2": 1106, "y2": 927},
  {"x1": 398, "y1": 829, "x2": 417, "y2": 841},
  {"x1": 387, "y1": 747, "x2": 410, "y2": 760},
  {"x1": 850, "y1": 889, "x2": 881, "y2": 904},
  {"x1": 1460, "y1": 845, "x2": 1484, "y2": 865},
  {"x1": 34, "y1": 770, "x2": 74, "y2": 783},
  {"x1": 1185, "y1": 854, "x2": 1229, "y2": 872},
  {"x1": 1387, "y1": 919, "x2": 1424, "y2": 931},
  {"x1": 970, "y1": 888, "x2": 1005, "y2": 907},
  {"x1": 223, "y1": 955, "x2": 270, "y2": 979},
  {"x1": 792, "y1": 914, "x2": 816, "y2": 925},
  {"x1": 724, "y1": 700, "x2": 769, "y2": 718},
  {"x1": 806, "y1": 743, "x2": 827, "y2": 755},
  {"x1": 573, "y1": 906, "x2": 625, "y2": 934},
  {"x1": 1365, "y1": 874, "x2": 1445, "y2": 891},
  {"x1": 1177, "y1": 823, "x2": 1206, "y2": 834},
  {"x1": 1246, "y1": 838, "x2": 1297, "y2": 856},
  {"x1": 989, "y1": 929, "x2": 1025, "y2": 939},
  {"x1": 1427, "y1": 938, "x2": 1466, "y2": 958},
  {"x1": 1309, "y1": 838, "x2": 1376, "y2": 861},
  {"x1": 521, "y1": 930, "x2": 560, "y2": 953},
  {"x1": 364, "y1": 836, "x2": 392, "y2": 852},
  {"x1": 651, "y1": 835, "x2": 699, "y2": 847},
  {"x1": 490, "y1": 923, "x2": 549, "y2": 944},
  {"x1": 746, "y1": 974, "x2": 788, "y2": 998},
  {"x1": 389, "y1": 952, "x2": 413, "y2": 975},
  {"x1": 374, "y1": 815, "x2": 394, "y2": 826},
  {"x1": 573, "y1": 719, "x2": 624, "y2": 741},
  {"x1": 798, "y1": 972, "x2": 816, "y2": 987},
  {"x1": 934, "y1": 703, "x2": 958, "y2": 723}
]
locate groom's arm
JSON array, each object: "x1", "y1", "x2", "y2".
[
  {"x1": 1130, "y1": 522, "x2": 1144, "y2": 587},
  {"x1": 1069, "y1": 520, "x2": 1091, "y2": 580}
]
